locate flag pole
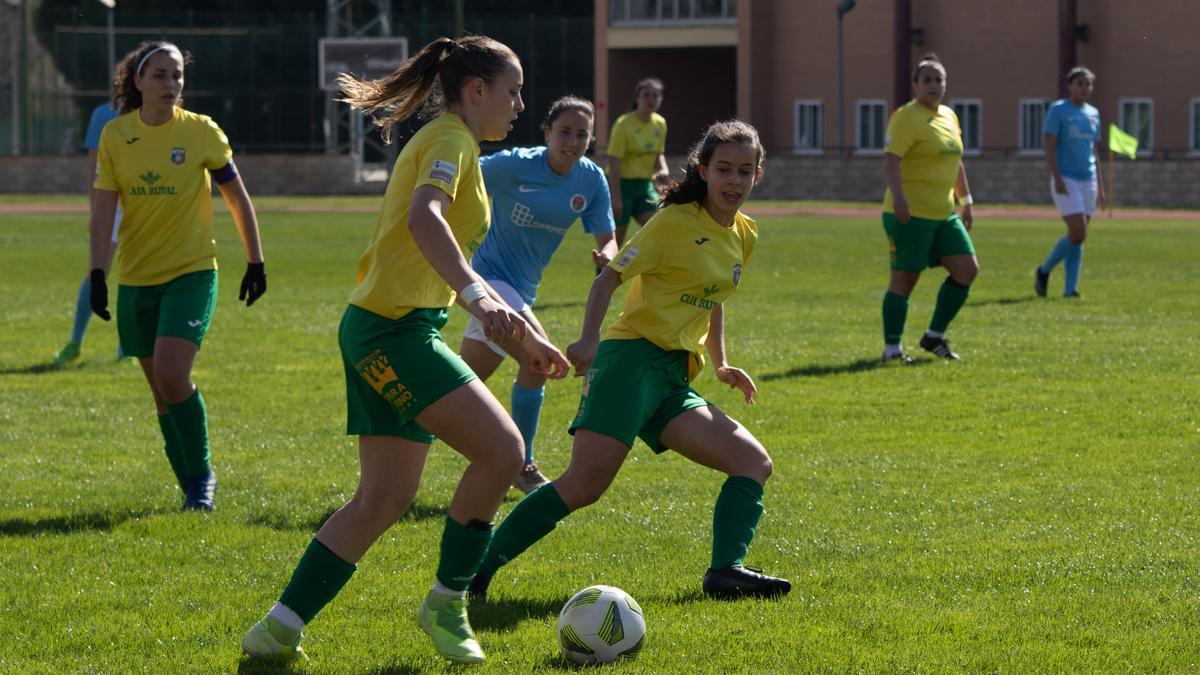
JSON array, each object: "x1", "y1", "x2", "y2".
[{"x1": 1107, "y1": 148, "x2": 1114, "y2": 218}]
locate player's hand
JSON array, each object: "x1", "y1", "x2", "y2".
[
  {"x1": 1097, "y1": 191, "x2": 1107, "y2": 213},
  {"x1": 894, "y1": 196, "x2": 910, "y2": 224},
  {"x1": 1053, "y1": 175, "x2": 1068, "y2": 195},
  {"x1": 239, "y1": 262, "x2": 266, "y2": 306},
  {"x1": 475, "y1": 296, "x2": 528, "y2": 346},
  {"x1": 960, "y1": 203, "x2": 974, "y2": 231},
  {"x1": 715, "y1": 365, "x2": 757, "y2": 405},
  {"x1": 89, "y1": 268, "x2": 111, "y2": 321},
  {"x1": 591, "y1": 248, "x2": 612, "y2": 268},
  {"x1": 566, "y1": 337, "x2": 599, "y2": 377},
  {"x1": 525, "y1": 335, "x2": 570, "y2": 380}
]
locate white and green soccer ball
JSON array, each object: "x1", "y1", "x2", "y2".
[{"x1": 556, "y1": 585, "x2": 646, "y2": 665}]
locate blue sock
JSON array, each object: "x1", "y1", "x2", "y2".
[
  {"x1": 510, "y1": 382, "x2": 545, "y2": 464},
  {"x1": 1063, "y1": 243, "x2": 1083, "y2": 295},
  {"x1": 70, "y1": 278, "x2": 92, "y2": 344},
  {"x1": 1040, "y1": 236, "x2": 1073, "y2": 275}
]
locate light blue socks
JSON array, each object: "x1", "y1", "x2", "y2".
[
  {"x1": 71, "y1": 278, "x2": 92, "y2": 343},
  {"x1": 511, "y1": 382, "x2": 545, "y2": 464},
  {"x1": 1041, "y1": 236, "x2": 1083, "y2": 296}
]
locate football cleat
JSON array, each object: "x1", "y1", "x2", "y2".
[
  {"x1": 53, "y1": 340, "x2": 82, "y2": 365},
  {"x1": 512, "y1": 462, "x2": 550, "y2": 494},
  {"x1": 1034, "y1": 267, "x2": 1049, "y2": 297},
  {"x1": 241, "y1": 616, "x2": 307, "y2": 661},
  {"x1": 919, "y1": 334, "x2": 960, "y2": 360},
  {"x1": 881, "y1": 349, "x2": 914, "y2": 364},
  {"x1": 702, "y1": 565, "x2": 791, "y2": 600},
  {"x1": 1063, "y1": 291, "x2": 1082, "y2": 299},
  {"x1": 182, "y1": 471, "x2": 217, "y2": 511},
  {"x1": 418, "y1": 590, "x2": 485, "y2": 664}
]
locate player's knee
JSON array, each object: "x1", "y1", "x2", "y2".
[
  {"x1": 154, "y1": 370, "x2": 193, "y2": 403},
  {"x1": 349, "y1": 489, "x2": 411, "y2": 528},
  {"x1": 738, "y1": 449, "x2": 772, "y2": 485},
  {"x1": 1069, "y1": 231, "x2": 1087, "y2": 245}
]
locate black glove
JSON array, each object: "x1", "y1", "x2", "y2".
[
  {"x1": 239, "y1": 262, "x2": 266, "y2": 306},
  {"x1": 89, "y1": 268, "x2": 111, "y2": 320}
]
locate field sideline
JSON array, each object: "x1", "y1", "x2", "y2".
[{"x1": 1, "y1": 197, "x2": 1197, "y2": 671}]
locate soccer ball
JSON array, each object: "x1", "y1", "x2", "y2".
[{"x1": 556, "y1": 585, "x2": 646, "y2": 665}]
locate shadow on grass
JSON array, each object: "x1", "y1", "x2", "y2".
[
  {"x1": 965, "y1": 295, "x2": 1037, "y2": 308},
  {"x1": 0, "y1": 507, "x2": 159, "y2": 536},
  {"x1": 760, "y1": 357, "x2": 931, "y2": 381},
  {"x1": 468, "y1": 595, "x2": 564, "y2": 632},
  {"x1": 363, "y1": 664, "x2": 424, "y2": 675},
  {"x1": 0, "y1": 361, "x2": 80, "y2": 375},
  {"x1": 245, "y1": 501, "x2": 447, "y2": 532},
  {"x1": 532, "y1": 300, "x2": 585, "y2": 311},
  {"x1": 236, "y1": 657, "x2": 308, "y2": 675}
]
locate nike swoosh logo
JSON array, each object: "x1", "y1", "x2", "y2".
[
  {"x1": 517, "y1": 185, "x2": 539, "y2": 193},
  {"x1": 187, "y1": 320, "x2": 202, "y2": 327},
  {"x1": 126, "y1": 137, "x2": 140, "y2": 144},
  {"x1": 694, "y1": 237, "x2": 710, "y2": 245}
]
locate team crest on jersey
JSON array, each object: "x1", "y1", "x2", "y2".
[
  {"x1": 570, "y1": 193, "x2": 586, "y2": 213},
  {"x1": 732, "y1": 263, "x2": 743, "y2": 287},
  {"x1": 170, "y1": 147, "x2": 186, "y2": 166}
]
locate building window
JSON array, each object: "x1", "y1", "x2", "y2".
[
  {"x1": 950, "y1": 99, "x2": 982, "y2": 156},
  {"x1": 794, "y1": 100, "x2": 824, "y2": 154},
  {"x1": 610, "y1": 0, "x2": 735, "y2": 24},
  {"x1": 1190, "y1": 99, "x2": 1200, "y2": 155},
  {"x1": 856, "y1": 99, "x2": 887, "y2": 154},
  {"x1": 1119, "y1": 98, "x2": 1153, "y2": 156},
  {"x1": 1019, "y1": 98, "x2": 1050, "y2": 154}
]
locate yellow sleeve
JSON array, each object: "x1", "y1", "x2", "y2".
[
  {"x1": 609, "y1": 213, "x2": 666, "y2": 280},
  {"x1": 740, "y1": 215, "x2": 758, "y2": 266},
  {"x1": 204, "y1": 117, "x2": 233, "y2": 169},
  {"x1": 607, "y1": 117, "x2": 627, "y2": 158},
  {"x1": 94, "y1": 128, "x2": 118, "y2": 192},
  {"x1": 884, "y1": 108, "x2": 914, "y2": 157},
  {"x1": 657, "y1": 116, "x2": 667, "y2": 153},
  {"x1": 415, "y1": 128, "x2": 472, "y2": 199}
]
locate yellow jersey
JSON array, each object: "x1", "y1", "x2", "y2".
[
  {"x1": 95, "y1": 106, "x2": 233, "y2": 285},
  {"x1": 607, "y1": 111, "x2": 667, "y2": 179},
  {"x1": 606, "y1": 202, "x2": 756, "y2": 377},
  {"x1": 349, "y1": 113, "x2": 490, "y2": 319},
  {"x1": 882, "y1": 101, "x2": 963, "y2": 220}
]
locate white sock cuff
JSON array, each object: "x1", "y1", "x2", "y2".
[
  {"x1": 268, "y1": 603, "x2": 305, "y2": 631},
  {"x1": 431, "y1": 581, "x2": 467, "y2": 599}
]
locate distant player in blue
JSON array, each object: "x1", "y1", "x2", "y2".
[
  {"x1": 54, "y1": 100, "x2": 125, "y2": 365},
  {"x1": 460, "y1": 96, "x2": 618, "y2": 494},
  {"x1": 1035, "y1": 66, "x2": 1105, "y2": 299}
]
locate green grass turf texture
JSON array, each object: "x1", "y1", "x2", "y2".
[{"x1": 1, "y1": 198, "x2": 1196, "y2": 672}]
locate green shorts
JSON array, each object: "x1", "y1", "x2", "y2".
[
  {"x1": 339, "y1": 304, "x2": 477, "y2": 443},
  {"x1": 569, "y1": 338, "x2": 709, "y2": 453},
  {"x1": 618, "y1": 178, "x2": 660, "y2": 227},
  {"x1": 117, "y1": 270, "x2": 217, "y2": 358},
  {"x1": 883, "y1": 212, "x2": 976, "y2": 272}
]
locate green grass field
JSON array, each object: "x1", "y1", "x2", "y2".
[{"x1": 1, "y1": 198, "x2": 1197, "y2": 672}]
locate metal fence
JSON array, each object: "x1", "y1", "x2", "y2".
[{"x1": 3, "y1": 7, "x2": 593, "y2": 156}]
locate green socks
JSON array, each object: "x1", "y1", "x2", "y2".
[
  {"x1": 882, "y1": 291, "x2": 909, "y2": 346},
  {"x1": 156, "y1": 414, "x2": 189, "y2": 492},
  {"x1": 711, "y1": 476, "x2": 765, "y2": 570},
  {"x1": 928, "y1": 277, "x2": 970, "y2": 334},
  {"x1": 278, "y1": 538, "x2": 357, "y2": 624},
  {"x1": 435, "y1": 516, "x2": 494, "y2": 592},
  {"x1": 476, "y1": 483, "x2": 570, "y2": 579},
  {"x1": 165, "y1": 388, "x2": 211, "y2": 478}
]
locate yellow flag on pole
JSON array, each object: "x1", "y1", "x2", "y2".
[{"x1": 1108, "y1": 123, "x2": 1139, "y2": 159}]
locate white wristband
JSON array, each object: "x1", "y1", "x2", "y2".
[
  {"x1": 459, "y1": 281, "x2": 487, "y2": 305},
  {"x1": 959, "y1": 194, "x2": 973, "y2": 206}
]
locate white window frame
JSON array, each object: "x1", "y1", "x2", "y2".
[
  {"x1": 949, "y1": 98, "x2": 982, "y2": 157},
  {"x1": 793, "y1": 99, "x2": 824, "y2": 155},
  {"x1": 1018, "y1": 98, "x2": 1049, "y2": 156},
  {"x1": 1190, "y1": 98, "x2": 1200, "y2": 157},
  {"x1": 855, "y1": 99, "x2": 887, "y2": 156},
  {"x1": 1118, "y1": 97, "x2": 1154, "y2": 158}
]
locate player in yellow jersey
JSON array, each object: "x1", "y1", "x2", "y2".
[
  {"x1": 606, "y1": 77, "x2": 668, "y2": 246},
  {"x1": 469, "y1": 120, "x2": 791, "y2": 603},
  {"x1": 241, "y1": 36, "x2": 568, "y2": 666},
  {"x1": 880, "y1": 53, "x2": 978, "y2": 362},
  {"x1": 88, "y1": 42, "x2": 266, "y2": 512}
]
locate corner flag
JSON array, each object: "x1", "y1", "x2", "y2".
[{"x1": 1108, "y1": 124, "x2": 1139, "y2": 159}]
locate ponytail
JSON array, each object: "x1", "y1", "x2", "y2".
[{"x1": 339, "y1": 35, "x2": 518, "y2": 143}]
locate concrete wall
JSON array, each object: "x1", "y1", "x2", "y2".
[{"x1": 4, "y1": 153, "x2": 1194, "y2": 209}]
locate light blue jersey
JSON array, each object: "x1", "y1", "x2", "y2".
[
  {"x1": 1044, "y1": 99, "x2": 1100, "y2": 181},
  {"x1": 84, "y1": 102, "x2": 119, "y2": 151},
  {"x1": 473, "y1": 146, "x2": 615, "y2": 304}
]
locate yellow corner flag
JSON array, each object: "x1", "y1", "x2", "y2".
[{"x1": 1108, "y1": 123, "x2": 1139, "y2": 159}]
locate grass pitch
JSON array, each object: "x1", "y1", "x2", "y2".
[{"x1": 0, "y1": 198, "x2": 1196, "y2": 672}]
